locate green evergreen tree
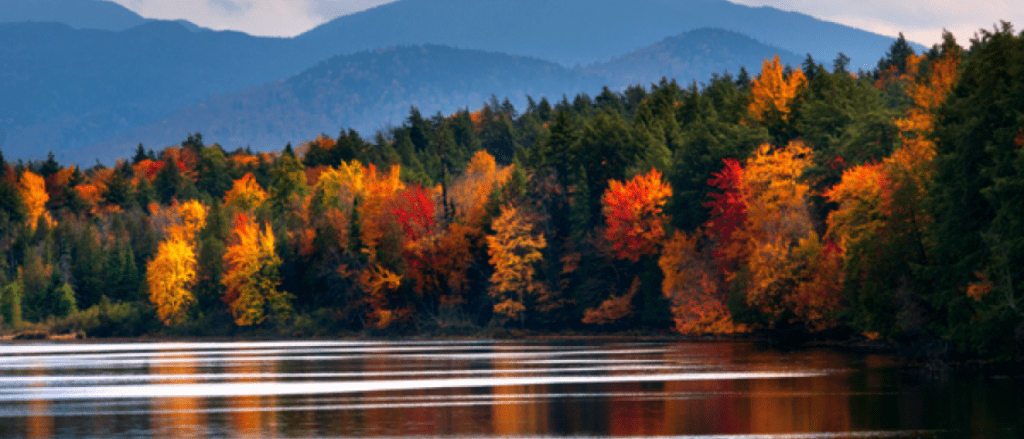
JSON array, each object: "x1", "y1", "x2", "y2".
[
  {"x1": 153, "y1": 156, "x2": 183, "y2": 204},
  {"x1": 1, "y1": 280, "x2": 22, "y2": 327},
  {"x1": 924, "y1": 25, "x2": 1023, "y2": 355}
]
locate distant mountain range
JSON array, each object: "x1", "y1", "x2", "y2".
[
  {"x1": 0, "y1": 0, "x2": 916, "y2": 164},
  {"x1": 0, "y1": 0, "x2": 207, "y2": 31},
  {"x1": 296, "y1": 0, "x2": 906, "y2": 69},
  {"x1": 74, "y1": 31, "x2": 803, "y2": 164}
]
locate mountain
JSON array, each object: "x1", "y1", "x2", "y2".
[
  {"x1": 296, "y1": 0, "x2": 909, "y2": 70},
  {"x1": 72, "y1": 30, "x2": 801, "y2": 164},
  {"x1": 0, "y1": 0, "x2": 146, "y2": 31},
  {"x1": 581, "y1": 28, "x2": 803, "y2": 88},
  {"x1": 69, "y1": 45, "x2": 595, "y2": 164},
  {"x1": 0, "y1": 0, "x2": 208, "y2": 32},
  {"x1": 0, "y1": 0, "x2": 911, "y2": 163},
  {"x1": 0, "y1": 21, "x2": 301, "y2": 158}
]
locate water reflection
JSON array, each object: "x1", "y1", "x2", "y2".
[
  {"x1": 149, "y1": 352, "x2": 206, "y2": 438},
  {"x1": 226, "y1": 358, "x2": 276, "y2": 438},
  {"x1": 27, "y1": 366, "x2": 52, "y2": 439},
  {"x1": 492, "y1": 356, "x2": 548, "y2": 436},
  {"x1": 0, "y1": 340, "x2": 1018, "y2": 438}
]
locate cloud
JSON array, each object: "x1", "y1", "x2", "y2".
[
  {"x1": 107, "y1": 0, "x2": 397, "y2": 37},
  {"x1": 726, "y1": 0, "x2": 1024, "y2": 46}
]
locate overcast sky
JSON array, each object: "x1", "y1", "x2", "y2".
[{"x1": 107, "y1": 0, "x2": 1022, "y2": 47}]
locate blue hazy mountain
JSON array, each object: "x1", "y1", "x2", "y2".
[
  {"x1": 0, "y1": 21, "x2": 299, "y2": 158},
  {"x1": 0, "y1": 0, "x2": 208, "y2": 32},
  {"x1": 0, "y1": 0, "x2": 147, "y2": 31},
  {"x1": 0, "y1": 0, "x2": 908, "y2": 163},
  {"x1": 72, "y1": 31, "x2": 801, "y2": 164},
  {"x1": 580, "y1": 28, "x2": 803, "y2": 87},
  {"x1": 296, "y1": 0, "x2": 908, "y2": 70}
]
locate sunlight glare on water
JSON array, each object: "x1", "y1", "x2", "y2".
[{"x1": 0, "y1": 339, "x2": 1019, "y2": 438}]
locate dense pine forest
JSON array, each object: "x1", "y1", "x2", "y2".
[{"x1": 0, "y1": 27, "x2": 1022, "y2": 359}]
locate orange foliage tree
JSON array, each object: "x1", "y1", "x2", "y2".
[
  {"x1": 223, "y1": 173, "x2": 268, "y2": 213},
  {"x1": 658, "y1": 230, "x2": 741, "y2": 334},
  {"x1": 450, "y1": 150, "x2": 513, "y2": 228},
  {"x1": 222, "y1": 214, "x2": 291, "y2": 326},
  {"x1": 601, "y1": 168, "x2": 672, "y2": 262},
  {"x1": 357, "y1": 264, "x2": 408, "y2": 329},
  {"x1": 486, "y1": 205, "x2": 547, "y2": 324},
  {"x1": 747, "y1": 55, "x2": 807, "y2": 124},
  {"x1": 707, "y1": 142, "x2": 842, "y2": 330},
  {"x1": 18, "y1": 170, "x2": 51, "y2": 231},
  {"x1": 357, "y1": 164, "x2": 404, "y2": 260}
]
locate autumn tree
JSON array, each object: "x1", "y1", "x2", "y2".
[
  {"x1": 824, "y1": 36, "x2": 961, "y2": 338},
  {"x1": 449, "y1": 150, "x2": 513, "y2": 228},
  {"x1": 19, "y1": 170, "x2": 51, "y2": 231},
  {"x1": 223, "y1": 173, "x2": 268, "y2": 214},
  {"x1": 602, "y1": 168, "x2": 672, "y2": 262},
  {"x1": 747, "y1": 55, "x2": 806, "y2": 124},
  {"x1": 706, "y1": 142, "x2": 841, "y2": 329},
  {"x1": 147, "y1": 200, "x2": 207, "y2": 325},
  {"x1": 222, "y1": 214, "x2": 291, "y2": 326},
  {"x1": 486, "y1": 205, "x2": 547, "y2": 325},
  {"x1": 658, "y1": 230, "x2": 741, "y2": 334}
]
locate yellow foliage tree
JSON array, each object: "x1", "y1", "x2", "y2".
[
  {"x1": 357, "y1": 264, "x2": 408, "y2": 329},
  {"x1": 358, "y1": 164, "x2": 404, "y2": 260},
  {"x1": 221, "y1": 214, "x2": 290, "y2": 326},
  {"x1": 747, "y1": 54, "x2": 807, "y2": 123},
  {"x1": 19, "y1": 170, "x2": 52, "y2": 231},
  {"x1": 147, "y1": 237, "x2": 198, "y2": 326},
  {"x1": 146, "y1": 200, "x2": 207, "y2": 326},
  {"x1": 486, "y1": 205, "x2": 547, "y2": 324},
  {"x1": 739, "y1": 143, "x2": 817, "y2": 320},
  {"x1": 450, "y1": 150, "x2": 513, "y2": 228}
]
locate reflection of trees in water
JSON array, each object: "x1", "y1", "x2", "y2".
[
  {"x1": 27, "y1": 364, "x2": 52, "y2": 439},
  {"x1": 149, "y1": 354, "x2": 206, "y2": 439},
  {"x1": 491, "y1": 356, "x2": 549, "y2": 435},
  {"x1": 227, "y1": 358, "x2": 277, "y2": 438},
  {"x1": 354, "y1": 354, "x2": 483, "y2": 436},
  {"x1": 747, "y1": 374, "x2": 851, "y2": 433}
]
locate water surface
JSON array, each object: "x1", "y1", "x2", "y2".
[{"x1": 0, "y1": 339, "x2": 1019, "y2": 438}]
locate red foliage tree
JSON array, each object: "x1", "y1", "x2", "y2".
[
  {"x1": 703, "y1": 158, "x2": 746, "y2": 250},
  {"x1": 602, "y1": 169, "x2": 673, "y2": 262},
  {"x1": 391, "y1": 185, "x2": 436, "y2": 242}
]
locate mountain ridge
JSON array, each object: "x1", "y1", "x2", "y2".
[
  {"x1": 0, "y1": 0, "x2": 906, "y2": 163},
  {"x1": 70, "y1": 30, "x2": 802, "y2": 164},
  {"x1": 296, "y1": 0, "x2": 908, "y2": 69}
]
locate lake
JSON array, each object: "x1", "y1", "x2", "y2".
[{"x1": 0, "y1": 339, "x2": 1019, "y2": 438}]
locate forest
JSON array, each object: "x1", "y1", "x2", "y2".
[{"x1": 0, "y1": 26, "x2": 1022, "y2": 359}]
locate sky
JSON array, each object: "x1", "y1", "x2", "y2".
[{"x1": 107, "y1": 0, "x2": 1022, "y2": 47}]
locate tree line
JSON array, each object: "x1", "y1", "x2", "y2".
[{"x1": 0, "y1": 27, "x2": 1021, "y2": 357}]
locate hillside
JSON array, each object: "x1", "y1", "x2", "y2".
[
  {"x1": 72, "y1": 30, "x2": 802, "y2": 164},
  {"x1": 70, "y1": 45, "x2": 594, "y2": 163},
  {"x1": 581, "y1": 28, "x2": 802, "y2": 88},
  {"x1": 0, "y1": 0, "x2": 908, "y2": 163}
]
